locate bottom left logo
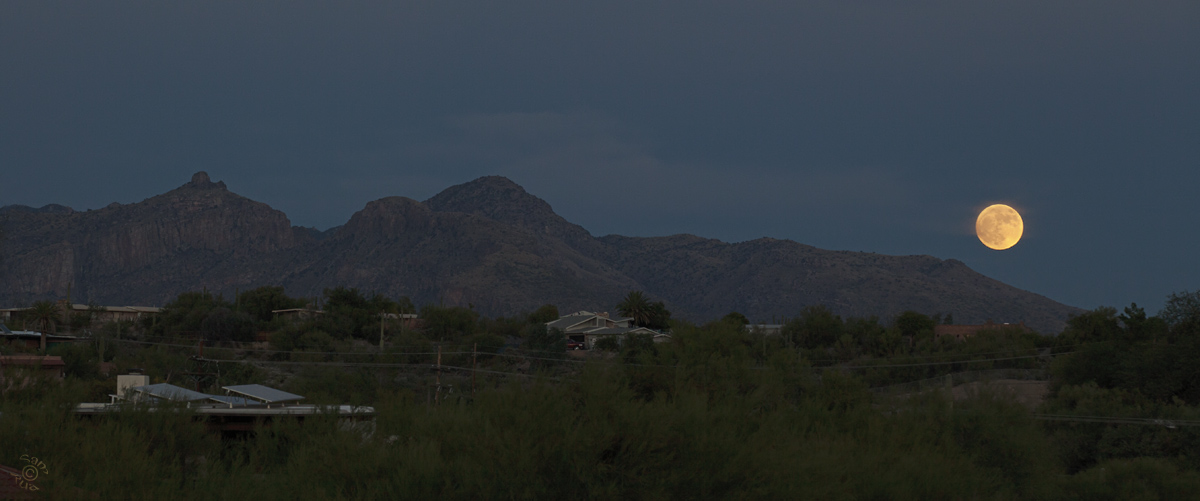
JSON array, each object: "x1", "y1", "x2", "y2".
[{"x1": 11, "y1": 454, "x2": 49, "y2": 492}]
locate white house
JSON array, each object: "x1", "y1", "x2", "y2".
[{"x1": 545, "y1": 311, "x2": 663, "y2": 349}]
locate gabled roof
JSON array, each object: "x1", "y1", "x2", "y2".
[
  {"x1": 581, "y1": 326, "x2": 658, "y2": 336},
  {"x1": 546, "y1": 314, "x2": 596, "y2": 331},
  {"x1": 547, "y1": 312, "x2": 636, "y2": 332},
  {"x1": 65, "y1": 304, "x2": 161, "y2": 313}
]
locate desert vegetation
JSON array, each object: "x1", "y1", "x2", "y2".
[{"x1": 3, "y1": 288, "x2": 1200, "y2": 498}]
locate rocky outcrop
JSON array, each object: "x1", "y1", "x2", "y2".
[
  {"x1": 0, "y1": 173, "x2": 1083, "y2": 333},
  {"x1": 0, "y1": 172, "x2": 297, "y2": 305}
]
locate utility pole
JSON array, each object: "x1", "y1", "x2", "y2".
[
  {"x1": 472, "y1": 343, "x2": 477, "y2": 397},
  {"x1": 435, "y1": 344, "x2": 442, "y2": 406},
  {"x1": 183, "y1": 340, "x2": 216, "y2": 391},
  {"x1": 379, "y1": 312, "x2": 385, "y2": 350}
]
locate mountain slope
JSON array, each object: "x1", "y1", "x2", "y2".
[{"x1": 0, "y1": 173, "x2": 1082, "y2": 333}]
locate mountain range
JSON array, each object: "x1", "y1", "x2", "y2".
[{"x1": 0, "y1": 172, "x2": 1082, "y2": 333}]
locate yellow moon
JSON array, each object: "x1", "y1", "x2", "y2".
[{"x1": 976, "y1": 204, "x2": 1023, "y2": 250}]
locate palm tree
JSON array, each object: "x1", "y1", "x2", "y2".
[
  {"x1": 617, "y1": 291, "x2": 652, "y2": 327},
  {"x1": 28, "y1": 300, "x2": 59, "y2": 351}
]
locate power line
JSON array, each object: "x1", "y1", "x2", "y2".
[
  {"x1": 110, "y1": 338, "x2": 1073, "y2": 370},
  {"x1": 1031, "y1": 414, "x2": 1200, "y2": 428}
]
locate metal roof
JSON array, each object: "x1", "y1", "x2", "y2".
[
  {"x1": 130, "y1": 383, "x2": 213, "y2": 402},
  {"x1": 583, "y1": 326, "x2": 657, "y2": 336},
  {"x1": 208, "y1": 395, "x2": 255, "y2": 407},
  {"x1": 223, "y1": 384, "x2": 304, "y2": 404}
]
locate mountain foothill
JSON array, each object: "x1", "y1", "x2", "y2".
[{"x1": 0, "y1": 172, "x2": 1081, "y2": 333}]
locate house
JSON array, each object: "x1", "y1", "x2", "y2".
[
  {"x1": 0, "y1": 303, "x2": 160, "y2": 327},
  {"x1": 75, "y1": 373, "x2": 376, "y2": 436},
  {"x1": 546, "y1": 311, "x2": 662, "y2": 349},
  {"x1": 381, "y1": 312, "x2": 421, "y2": 330},
  {"x1": 0, "y1": 355, "x2": 66, "y2": 393},
  {"x1": 934, "y1": 321, "x2": 1033, "y2": 341},
  {"x1": 61, "y1": 302, "x2": 161, "y2": 324},
  {"x1": 271, "y1": 308, "x2": 326, "y2": 322},
  {"x1": 0, "y1": 323, "x2": 82, "y2": 350},
  {"x1": 748, "y1": 324, "x2": 783, "y2": 336}
]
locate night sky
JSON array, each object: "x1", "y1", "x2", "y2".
[{"x1": 3, "y1": 2, "x2": 1197, "y2": 313}]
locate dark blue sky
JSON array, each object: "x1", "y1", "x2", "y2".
[{"x1": 3, "y1": 1, "x2": 1197, "y2": 313}]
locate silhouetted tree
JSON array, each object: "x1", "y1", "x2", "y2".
[
  {"x1": 617, "y1": 291, "x2": 652, "y2": 326},
  {"x1": 200, "y1": 307, "x2": 255, "y2": 343},
  {"x1": 1062, "y1": 307, "x2": 1122, "y2": 343},
  {"x1": 1161, "y1": 290, "x2": 1200, "y2": 338},
  {"x1": 237, "y1": 286, "x2": 305, "y2": 323},
  {"x1": 28, "y1": 300, "x2": 59, "y2": 334},
  {"x1": 782, "y1": 305, "x2": 844, "y2": 349},
  {"x1": 722, "y1": 311, "x2": 750, "y2": 326},
  {"x1": 527, "y1": 304, "x2": 560, "y2": 325},
  {"x1": 894, "y1": 311, "x2": 935, "y2": 342}
]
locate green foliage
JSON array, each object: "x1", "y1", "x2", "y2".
[
  {"x1": 311, "y1": 287, "x2": 414, "y2": 340},
  {"x1": 593, "y1": 336, "x2": 620, "y2": 352},
  {"x1": 1118, "y1": 303, "x2": 1167, "y2": 343},
  {"x1": 477, "y1": 315, "x2": 524, "y2": 339},
  {"x1": 153, "y1": 291, "x2": 233, "y2": 336},
  {"x1": 616, "y1": 290, "x2": 651, "y2": 325},
  {"x1": 1161, "y1": 290, "x2": 1200, "y2": 339},
  {"x1": 1061, "y1": 307, "x2": 1123, "y2": 344},
  {"x1": 721, "y1": 311, "x2": 749, "y2": 326},
  {"x1": 616, "y1": 291, "x2": 671, "y2": 330},
  {"x1": 894, "y1": 310, "x2": 936, "y2": 341},
  {"x1": 29, "y1": 299, "x2": 60, "y2": 334},
  {"x1": 526, "y1": 304, "x2": 559, "y2": 325},
  {"x1": 523, "y1": 324, "x2": 566, "y2": 353},
  {"x1": 1053, "y1": 337, "x2": 1200, "y2": 405},
  {"x1": 419, "y1": 305, "x2": 479, "y2": 341},
  {"x1": 270, "y1": 325, "x2": 336, "y2": 353},
  {"x1": 236, "y1": 286, "x2": 305, "y2": 323},
  {"x1": 1061, "y1": 458, "x2": 1200, "y2": 499},
  {"x1": 781, "y1": 305, "x2": 844, "y2": 349},
  {"x1": 1041, "y1": 383, "x2": 1200, "y2": 472},
  {"x1": 18, "y1": 293, "x2": 1200, "y2": 497},
  {"x1": 200, "y1": 307, "x2": 255, "y2": 343}
]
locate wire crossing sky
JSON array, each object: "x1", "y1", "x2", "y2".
[{"x1": 2, "y1": 2, "x2": 1197, "y2": 313}]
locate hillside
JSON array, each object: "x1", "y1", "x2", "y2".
[{"x1": 0, "y1": 173, "x2": 1082, "y2": 332}]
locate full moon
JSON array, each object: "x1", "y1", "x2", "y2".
[{"x1": 976, "y1": 204, "x2": 1024, "y2": 250}]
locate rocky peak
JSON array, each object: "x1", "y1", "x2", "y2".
[
  {"x1": 0, "y1": 203, "x2": 75, "y2": 215},
  {"x1": 339, "y1": 197, "x2": 433, "y2": 241},
  {"x1": 425, "y1": 176, "x2": 599, "y2": 251},
  {"x1": 426, "y1": 176, "x2": 551, "y2": 218},
  {"x1": 185, "y1": 171, "x2": 227, "y2": 190}
]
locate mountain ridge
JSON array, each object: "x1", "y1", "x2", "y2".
[{"x1": 0, "y1": 173, "x2": 1082, "y2": 333}]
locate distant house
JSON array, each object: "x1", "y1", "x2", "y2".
[
  {"x1": 0, "y1": 323, "x2": 82, "y2": 350},
  {"x1": 0, "y1": 355, "x2": 65, "y2": 378},
  {"x1": 0, "y1": 302, "x2": 160, "y2": 327},
  {"x1": 934, "y1": 321, "x2": 1032, "y2": 341},
  {"x1": 381, "y1": 312, "x2": 421, "y2": 330},
  {"x1": 748, "y1": 324, "x2": 783, "y2": 336},
  {"x1": 271, "y1": 308, "x2": 326, "y2": 322},
  {"x1": 546, "y1": 311, "x2": 663, "y2": 349},
  {"x1": 61, "y1": 302, "x2": 161, "y2": 324},
  {"x1": 1, "y1": 355, "x2": 66, "y2": 394}
]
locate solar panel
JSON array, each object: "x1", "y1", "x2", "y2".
[
  {"x1": 208, "y1": 395, "x2": 255, "y2": 407},
  {"x1": 222, "y1": 384, "x2": 304, "y2": 404},
  {"x1": 130, "y1": 383, "x2": 213, "y2": 402}
]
